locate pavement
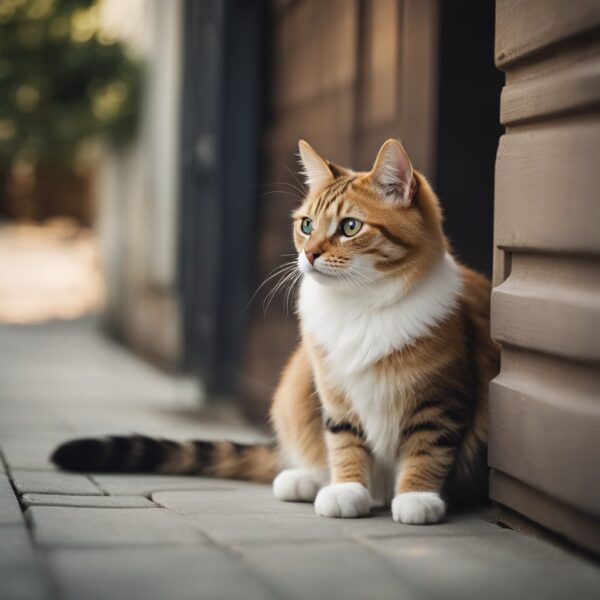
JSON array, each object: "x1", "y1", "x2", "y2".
[
  {"x1": 1, "y1": 319, "x2": 599, "y2": 600},
  {"x1": 0, "y1": 220, "x2": 104, "y2": 324}
]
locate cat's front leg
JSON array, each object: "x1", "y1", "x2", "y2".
[
  {"x1": 314, "y1": 417, "x2": 372, "y2": 518},
  {"x1": 304, "y1": 339, "x2": 371, "y2": 518},
  {"x1": 391, "y1": 418, "x2": 460, "y2": 524}
]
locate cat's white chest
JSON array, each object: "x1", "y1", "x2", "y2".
[
  {"x1": 299, "y1": 254, "x2": 461, "y2": 376},
  {"x1": 343, "y1": 367, "x2": 407, "y2": 462},
  {"x1": 298, "y1": 254, "x2": 462, "y2": 461}
]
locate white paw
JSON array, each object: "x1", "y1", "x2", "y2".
[
  {"x1": 391, "y1": 491, "x2": 446, "y2": 524},
  {"x1": 273, "y1": 468, "x2": 324, "y2": 502},
  {"x1": 314, "y1": 482, "x2": 371, "y2": 518}
]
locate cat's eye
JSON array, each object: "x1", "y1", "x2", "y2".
[
  {"x1": 300, "y1": 217, "x2": 313, "y2": 235},
  {"x1": 340, "y1": 218, "x2": 362, "y2": 237}
]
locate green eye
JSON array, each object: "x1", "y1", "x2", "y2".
[
  {"x1": 301, "y1": 217, "x2": 313, "y2": 235},
  {"x1": 340, "y1": 218, "x2": 362, "y2": 237}
]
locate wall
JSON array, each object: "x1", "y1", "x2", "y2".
[
  {"x1": 490, "y1": 0, "x2": 600, "y2": 554},
  {"x1": 96, "y1": 0, "x2": 183, "y2": 366}
]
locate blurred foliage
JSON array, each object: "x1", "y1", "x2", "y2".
[{"x1": 0, "y1": 0, "x2": 142, "y2": 172}]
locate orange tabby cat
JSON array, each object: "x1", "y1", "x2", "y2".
[{"x1": 52, "y1": 139, "x2": 499, "y2": 524}]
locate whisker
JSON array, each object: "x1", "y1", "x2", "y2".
[
  {"x1": 259, "y1": 190, "x2": 303, "y2": 201},
  {"x1": 283, "y1": 165, "x2": 307, "y2": 195},
  {"x1": 283, "y1": 270, "x2": 303, "y2": 314},
  {"x1": 259, "y1": 179, "x2": 306, "y2": 199},
  {"x1": 264, "y1": 267, "x2": 300, "y2": 314},
  {"x1": 257, "y1": 181, "x2": 303, "y2": 192},
  {"x1": 238, "y1": 261, "x2": 298, "y2": 315}
]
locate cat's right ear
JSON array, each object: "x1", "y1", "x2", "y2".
[
  {"x1": 369, "y1": 139, "x2": 415, "y2": 207},
  {"x1": 298, "y1": 140, "x2": 334, "y2": 193}
]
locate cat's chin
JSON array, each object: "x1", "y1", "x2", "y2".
[
  {"x1": 306, "y1": 270, "x2": 337, "y2": 285},
  {"x1": 305, "y1": 269, "x2": 355, "y2": 290}
]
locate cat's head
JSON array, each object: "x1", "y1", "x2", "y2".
[{"x1": 293, "y1": 139, "x2": 447, "y2": 293}]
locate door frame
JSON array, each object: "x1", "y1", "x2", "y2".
[{"x1": 179, "y1": 0, "x2": 266, "y2": 393}]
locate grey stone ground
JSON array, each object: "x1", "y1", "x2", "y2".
[{"x1": 0, "y1": 319, "x2": 598, "y2": 600}]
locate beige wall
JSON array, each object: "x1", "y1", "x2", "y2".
[
  {"x1": 490, "y1": 0, "x2": 600, "y2": 553},
  {"x1": 96, "y1": 0, "x2": 183, "y2": 366}
]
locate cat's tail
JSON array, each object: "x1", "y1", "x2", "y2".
[{"x1": 50, "y1": 435, "x2": 281, "y2": 483}]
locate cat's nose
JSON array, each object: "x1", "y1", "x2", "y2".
[{"x1": 305, "y1": 251, "x2": 321, "y2": 265}]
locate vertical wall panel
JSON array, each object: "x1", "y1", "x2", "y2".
[{"x1": 491, "y1": 0, "x2": 600, "y2": 554}]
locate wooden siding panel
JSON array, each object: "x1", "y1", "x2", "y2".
[
  {"x1": 491, "y1": 254, "x2": 600, "y2": 362},
  {"x1": 492, "y1": 0, "x2": 600, "y2": 552},
  {"x1": 495, "y1": 121, "x2": 600, "y2": 253},
  {"x1": 490, "y1": 471, "x2": 600, "y2": 554},
  {"x1": 500, "y1": 58, "x2": 600, "y2": 125},
  {"x1": 489, "y1": 374, "x2": 600, "y2": 517},
  {"x1": 495, "y1": 0, "x2": 600, "y2": 67}
]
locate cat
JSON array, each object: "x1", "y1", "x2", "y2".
[{"x1": 52, "y1": 139, "x2": 499, "y2": 524}]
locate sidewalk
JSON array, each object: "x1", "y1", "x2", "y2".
[{"x1": 1, "y1": 320, "x2": 598, "y2": 600}]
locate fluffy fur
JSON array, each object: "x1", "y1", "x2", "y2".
[{"x1": 51, "y1": 139, "x2": 499, "y2": 525}]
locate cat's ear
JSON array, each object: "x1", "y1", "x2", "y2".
[
  {"x1": 369, "y1": 139, "x2": 415, "y2": 207},
  {"x1": 298, "y1": 140, "x2": 334, "y2": 192}
]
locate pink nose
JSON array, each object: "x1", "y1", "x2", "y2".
[{"x1": 305, "y1": 251, "x2": 321, "y2": 265}]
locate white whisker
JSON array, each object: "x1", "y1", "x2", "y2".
[{"x1": 238, "y1": 260, "x2": 297, "y2": 315}]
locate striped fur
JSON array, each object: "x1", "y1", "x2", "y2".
[
  {"x1": 52, "y1": 139, "x2": 499, "y2": 524},
  {"x1": 51, "y1": 436, "x2": 280, "y2": 483}
]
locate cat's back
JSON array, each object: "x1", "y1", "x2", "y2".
[
  {"x1": 460, "y1": 264, "x2": 492, "y2": 321},
  {"x1": 458, "y1": 263, "x2": 500, "y2": 391}
]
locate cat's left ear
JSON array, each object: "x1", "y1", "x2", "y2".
[{"x1": 369, "y1": 139, "x2": 416, "y2": 207}]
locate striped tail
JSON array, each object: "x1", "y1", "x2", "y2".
[{"x1": 50, "y1": 435, "x2": 281, "y2": 483}]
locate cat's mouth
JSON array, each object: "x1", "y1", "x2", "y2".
[
  {"x1": 298, "y1": 251, "x2": 374, "y2": 288},
  {"x1": 299, "y1": 251, "x2": 334, "y2": 277},
  {"x1": 299, "y1": 254, "x2": 356, "y2": 289},
  {"x1": 304, "y1": 263, "x2": 334, "y2": 279}
]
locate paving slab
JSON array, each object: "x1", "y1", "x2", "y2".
[
  {"x1": 0, "y1": 525, "x2": 52, "y2": 600},
  {"x1": 27, "y1": 506, "x2": 208, "y2": 547},
  {"x1": 0, "y1": 420, "x2": 73, "y2": 440},
  {"x1": 92, "y1": 474, "x2": 258, "y2": 496},
  {"x1": 153, "y1": 489, "x2": 510, "y2": 539},
  {"x1": 186, "y1": 511, "x2": 350, "y2": 544},
  {"x1": 48, "y1": 546, "x2": 277, "y2": 600},
  {"x1": 238, "y1": 540, "x2": 414, "y2": 600},
  {"x1": 370, "y1": 534, "x2": 600, "y2": 600},
  {"x1": 22, "y1": 493, "x2": 155, "y2": 508},
  {"x1": 152, "y1": 487, "x2": 316, "y2": 516},
  {"x1": 11, "y1": 469, "x2": 102, "y2": 495},
  {"x1": 0, "y1": 473, "x2": 24, "y2": 525},
  {"x1": 1, "y1": 439, "x2": 59, "y2": 470},
  {"x1": 340, "y1": 508, "x2": 510, "y2": 539}
]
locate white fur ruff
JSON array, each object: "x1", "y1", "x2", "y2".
[{"x1": 299, "y1": 253, "x2": 463, "y2": 462}]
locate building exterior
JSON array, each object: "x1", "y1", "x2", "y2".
[
  {"x1": 96, "y1": 0, "x2": 600, "y2": 553},
  {"x1": 97, "y1": 0, "x2": 183, "y2": 365},
  {"x1": 177, "y1": 0, "x2": 502, "y2": 413},
  {"x1": 490, "y1": 0, "x2": 600, "y2": 555}
]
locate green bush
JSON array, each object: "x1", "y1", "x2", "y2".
[{"x1": 0, "y1": 0, "x2": 142, "y2": 172}]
